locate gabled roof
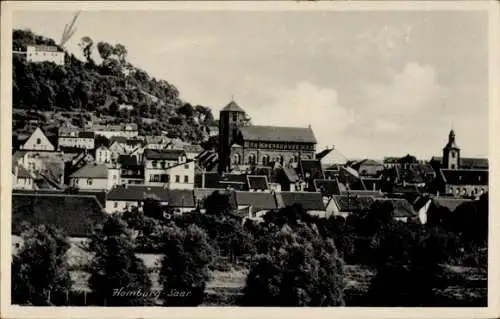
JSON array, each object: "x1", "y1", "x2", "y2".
[
  {"x1": 460, "y1": 158, "x2": 489, "y2": 169},
  {"x1": 441, "y1": 169, "x2": 488, "y2": 186},
  {"x1": 70, "y1": 163, "x2": 108, "y2": 179},
  {"x1": 314, "y1": 179, "x2": 342, "y2": 197},
  {"x1": 247, "y1": 175, "x2": 269, "y2": 190},
  {"x1": 278, "y1": 191, "x2": 325, "y2": 211},
  {"x1": 221, "y1": 100, "x2": 246, "y2": 113},
  {"x1": 107, "y1": 185, "x2": 195, "y2": 207},
  {"x1": 432, "y1": 197, "x2": 473, "y2": 212},
  {"x1": 143, "y1": 149, "x2": 186, "y2": 161},
  {"x1": 374, "y1": 198, "x2": 417, "y2": 218},
  {"x1": 12, "y1": 193, "x2": 106, "y2": 237},
  {"x1": 299, "y1": 159, "x2": 324, "y2": 180},
  {"x1": 235, "y1": 191, "x2": 278, "y2": 210},
  {"x1": 332, "y1": 195, "x2": 375, "y2": 212},
  {"x1": 239, "y1": 125, "x2": 317, "y2": 144}
]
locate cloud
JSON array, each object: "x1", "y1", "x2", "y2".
[
  {"x1": 248, "y1": 82, "x2": 355, "y2": 149},
  {"x1": 361, "y1": 62, "x2": 442, "y2": 118}
]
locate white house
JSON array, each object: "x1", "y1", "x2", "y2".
[
  {"x1": 26, "y1": 45, "x2": 65, "y2": 66},
  {"x1": 70, "y1": 163, "x2": 120, "y2": 190},
  {"x1": 144, "y1": 149, "x2": 195, "y2": 190},
  {"x1": 58, "y1": 131, "x2": 95, "y2": 150},
  {"x1": 12, "y1": 163, "x2": 36, "y2": 190},
  {"x1": 105, "y1": 185, "x2": 195, "y2": 215},
  {"x1": 95, "y1": 145, "x2": 112, "y2": 164},
  {"x1": 20, "y1": 127, "x2": 55, "y2": 151},
  {"x1": 88, "y1": 123, "x2": 139, "y2": 139}
]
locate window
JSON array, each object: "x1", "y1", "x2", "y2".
[
  {"x1": 175, "y1": 175, "x2": 180, "y2": 183},
  {"x1": 232, "y1": 113, "x2": 238, "y2": 122},
  {"x1": 475, "y1": 188, "x2": 478, "y2": 194},
  {"x1": 87, "y1": 178, "x2": 93, "y2": 186},
  {"x1": 248, "y1": 154, "x2": 256, "y2": 165},
  {"x1": 114, "y1": 202, "x2": 118, "y2": 208},
  {"x1": 161, "y1": 161, "x2": 166, "y2": 169},
  {"x1": 233, "y1": 153, "x2": 241, "y2": 165},
  {"x1": 36, "y1": 138, "x2": 41, "y2": 145},
  {"x1": 451, "y1": 164, "x2": 456, "y2": 169},
  {"x1": 184, "y1": 175, "x2": 189, "y2": 183},
  {"x1": 261, "y1": 155, "x2": 269, "y2": 166},
  {"x1": 160, "y1": 174, "x2": 169, "y2": 183},
  {"x1": 113, "y1": 175, "x2": 117, "y2": 180},
  {"x1": 154, "y1": 175, "x2": 160, "y2": 182},
  {"x1": 152, "y1": 160, "x2": 157, "y2": 168},
  {"x1": 451, "y1": 152, "x2": 456, "y2": 158},
  {"x1": 184, "y1": 164, "x2": 190, "y2": 169}
]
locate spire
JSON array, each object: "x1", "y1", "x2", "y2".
[
  {"x1": 445, "y1": 129, "x2": 459, "y2": 150},
  {"x1": 221, "y1": 100, "x2": 245, "y2": 113}
]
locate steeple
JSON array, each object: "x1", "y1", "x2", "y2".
[
  {"x1": 443, "y1": 129, "x2": 460, "y2": 169},
  {"x1": 445, "y1": 129, "x2": 458, "y2": 150}
]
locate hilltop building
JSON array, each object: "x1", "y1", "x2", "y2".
[{"x1": 26, "y1": 45, "x2": 65, "y2": 66}]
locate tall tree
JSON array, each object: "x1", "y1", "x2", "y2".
[
  {"x1": 114, "y1": 43, "x2": 128, "y2": 63},
  {"x1": 159, "y1": 224, "x2": 215, "y2": 306},
  {"x1": 241, "y1": 223, "x2": 345, "y2": 306},
  {"x1": 87, "y1": 215, "x2": 153, "y2": 306},
  {"x1": 97, "y1": 41, "x2": 115, "y2": 61},
  {"x1": 11, "y1": 224, "x2": 72, "y2": 306},
  {"x1": 79, "y1": 36, "x2": 94, "y2": 63}
]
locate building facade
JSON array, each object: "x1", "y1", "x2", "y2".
[
  {"x1": 20, "y1": 127, "x2": 55, "y2": 151},
  {"x1": 26, "y1": 45, "x2": 65, "y2": 66},
  {"x1": 144, "y1": 149, "x2": 195, "y2": 189}
]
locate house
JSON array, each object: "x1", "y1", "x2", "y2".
[
  {"x1": 329, "y1": 194, "x2": 376, "y2": 218},
  {"x1": 19, "y1": 127, "x2": 55, "y2": 151},
  {"x1": 144, "y1": 136, "x2": 171, "y2": 150},
  {"x1": 26, "y1": 45, "x2": 65, "y2": 66},
  {"x1": 234, "y1": 190, "x2": 279, "y2": 222},
  {"x1": 12, "y1": 163, "x2": 36, "y2": 190},
  {"x1": 438, "y1": 169, "x2": 488, "y2": 198},
  {"x1": 12, "y1": 192, "x2": 107, "y2": 237},
  {"x1": 95, "y1": 145, "x2": 112, "y2": 164},
  {"x1": 352, "y1": 159, "x2": 384, "y2": 177},
  {"x1": 277, "y1": 191, "x2": 326, "y2": 217},
  {"x1": 105, "y1": 185, "x2": 196, "y2": 215},
  {"x1": 361, "y1": 177, "x2": 383, "y2": 191},
  {"x1": 143, "y1": 149, "x2": 195, "y2": 189},
  {"x1": 13, "y1": 150, "x2": 66, "y2": 189},
  {"x1": 374, "y1": 198, "x2": 418, "y2": 223},
  {"x1": 383, "y1": 157, "x2": 400, "y2": 169},
  {"x1": 58, "y1": 129, "x2": 95, "y2": 150},
  {"x1": 247, "y1": 175, "x2": 269, "y2": 191},
  {"x1": 70, "y1": 163, "x2": 120, "y2": 190},
  {"x1": 118, "y1": 155, "x2": 144, "y2": 185},
  {"x1": 86, "y1": 123, "x2": 139, "y2": 139},
  {"x1": 313, "y1": 178, "x2": 345, "y2": 198}
]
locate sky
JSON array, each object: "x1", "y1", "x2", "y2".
[{"x1": 12, "y1": 9, "x2": 490, "y2": 161}]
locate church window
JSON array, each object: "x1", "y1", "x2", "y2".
[
  {"x1": 248, "y1": 154, "x2": 256, "y2": 165},
  {"x1": 451, "y1": 152, "x2": 456, "y2": 158},
  {"x1": 451, "y1": 164, "x2": 456, "y2": 169},
  {"x1": 232, "y1": 113, "x2": 238, "y2": 122},
  {"x1": 262, "y1": 155, "x2": 269, "y2": 166},
  {"x1": 233, "y1": 153, "x2": 241, "y2": 165}
]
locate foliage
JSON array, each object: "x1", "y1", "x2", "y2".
[
  {"x1": 240, "y1": 222, "x2": 345, "y2": 306},
  {"x1": 158, "y1": 224, "x2": 215, "y2": 306},
  {"x1": 12, "y1": 29, "x2": 214, "y2": 143},
  {"x1": 11, "y1": 224, "x2": 72, "y2": 305},
  {"x1": 87, "y1": 214, "x2": 153, "y2": 306}
]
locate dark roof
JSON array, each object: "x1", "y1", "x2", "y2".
[
  {"x1": 432, "y1": 197, "x2": 473, "y2": 212},
  {"x1": 314, "y1": 179, "x2": 342, "y2": 196},
  {"x1": 361, "y1": 177, "x2": 382, "y2": 191},
  {"x1": 183, "y1": 144, "x2": 204, "y2": 153},
  {"x1": 59, "y1": 146, "x2": 88, "y2": 154},
  {"x1": 12, "y1": 193, "x2": 107, "y2": 237},
  {"x1": 282, "y1": 167, "x2": 300, "y2": 183},
  {"x1": 107, "y1": 185, "x2": 195, "y2": 207},
  {"x1": 324, "y1": 169, "x2": 340, "y2": 180},
  {"x1": 341, "y1": 190, "x2": 384, "y2": 197},
  {"x1": 333, "y1": 195, "x2": 375, "y2": 212},
  {"x1": 374, "y1": 198, "x2": 417, "y2": 218},
  {"x1": 430, "y1": 156, "x2": 488, "y2": 169},
  {"x1": 299, "y1": 159, "x2": 324, "y2": 180},
  {"x1": 198, "y1": 173, "x2": 248, "y2": 190},
  {"x1": 441, "y1": 169, "x2": 488, "y2": 186},
  {"x1": 143, "y1": 149, "x2": 186, "y2": 161},
  {"x1": 70, "y1": 163, "x2": 108, "y2": 179},
  {"x1": 78, "y1": 131, "x2": 95, "y2": 138},
  {"x1": 239, "y1": 125, "x2": 317, "y2": 144},
  {"x1": 221, "y1": 100, "x2": 246, "y2": 113},
  {"x1": 278, "y1": 191, "x2": 325, "y2": 211},
  {"x1": 391, "y1": 184, "x2": 421, "y2": 194},
  {"x1": 247, "y1": 175, "x2": 269, "y2": 190},
  {"x1": 119, "y1": 154, "x2": 139, "y2": 166},
  {"x1": 235, "y1": 191, "x2": 278, "y2": 210}
]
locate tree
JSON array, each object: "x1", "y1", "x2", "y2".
[
  {"x1": 11, "y1": 224, "x2": 72, "y2": 305},
  {"x1": 97, "y1": 41, "x2": 114, "y2": 61},
  {"x1": 87, "y1": 215, "x2": 153, "y2": 306},
  {"x1": 79, "y1": 36, "x2": 94, "y2": 63},
  {"x1": 240, "y1": 223, "x2": 345, "y2": 306},
  {"x1": 366, "y1": 222, "x2": 452, "y2": 306},
  {"x1": 114, "y1": 43, "x2": 128, "y2": 63},
  {"x1": 159, "y1": 224, "x2": 215, "y2": 306}
]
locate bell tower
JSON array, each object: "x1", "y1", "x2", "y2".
[
  {"x1": 442, "y1": 129, "x2": 460, "y2": 169},
  {"x1": 218, "y1": 100, "x2": 246, "y2": 173}
]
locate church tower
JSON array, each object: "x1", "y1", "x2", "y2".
[
  {"x1": 442, "y1": 129, "x2": 460, "y2": 169},
  {"x1": 218, "y1": 100, "x2": 246, "y2": 173}
]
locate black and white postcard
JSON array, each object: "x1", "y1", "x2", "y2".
[{"x1": 1, "y1": 1, "x2": 499, "y2": 319}]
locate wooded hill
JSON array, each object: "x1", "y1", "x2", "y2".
[{"x1": 12, "y1": 29, "x2": 216, "y2": 143}]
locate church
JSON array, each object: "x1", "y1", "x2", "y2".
[
  {"x1": 431, "y1": 130, "x2": 488, "y2": 198},
  {"x1": 217, "y1": 100, "x2": 318, "y2": 173}
]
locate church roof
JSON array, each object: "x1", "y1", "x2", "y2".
[
  {"x1": 441, "y1": 169, "x2": 488, "y2": 186},
  {"x1": 240, "y1": 125, "x2": 317, "y2": 144},
  {"x1": 221, "y1": 100, "x2": 246, "y2": 113}
]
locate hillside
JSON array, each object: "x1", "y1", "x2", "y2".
[{"x1": 12, "y1": 29, "x2": 216, "y2": 143}]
